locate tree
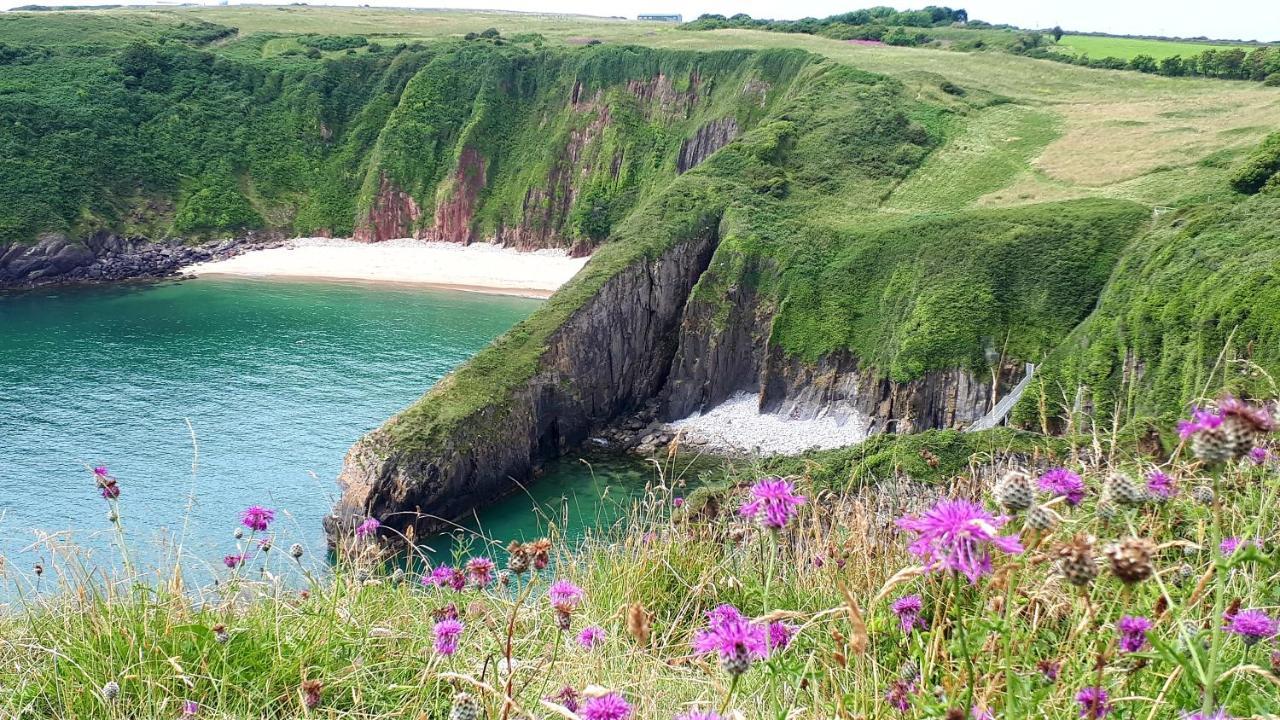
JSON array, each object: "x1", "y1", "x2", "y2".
[
  {"x1": 1158, "y1": 55, "x2": 1186, "y2": 76},
  {"x1": 1129, "y1": 54, "x2": 1157, "y2": 73},
  {"x1": 1051, "y1": 26, "x2": 1063, "y2": 42}
]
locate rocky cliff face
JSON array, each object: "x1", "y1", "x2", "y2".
[
  {"x1": 0, "y1": 232, "x2": 278, "y2": 290},
  {"x1": 353, "y1": 176, "x2": 423, "y2": 243},
  {"x1": 678, "y1": 118, "x2": 741, "y2": 174},
  {"x1": 327, "y1": 223, "x2": 721, "y2": 541}
]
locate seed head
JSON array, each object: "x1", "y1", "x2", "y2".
[
  {"x1": 1192, "y1": 485, "x2": 1215, "y2": 506},
  {"x1": 1105, "y1": 537, "x2": 1157, "y2": 585},
  {"x1": 289, "y1": 543, "x2": 304, "y2": 560},
  {"x1": 1026, "y1": 504, "x2": 1060, "y2": 532},
  {"x1": 102, "y1": 680, "x2": 120, "y2": 701},
  {"x1": 449, "y1": 692, "x2": 481, "y2": 720},
  {"x1": 994, "y1": 469, "x2": 1034, "y2": 512},
  {"x1": 1056, "y1": 535, "x2": 1098, "y2": 587},
  {"x1": 1106, "y1": 473, "x2": 1145, "y2": 506},
  {"x1": 212, "y1": 623, "x2": 229, "y2": 644}
]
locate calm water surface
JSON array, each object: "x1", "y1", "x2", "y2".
[{"x1": 0, "y1": 277, "x2": 651, "y2": 585}]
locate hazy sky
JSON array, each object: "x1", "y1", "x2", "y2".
[{"x1": 2, "y1": 0, "x2": 1276, "y2": 42}]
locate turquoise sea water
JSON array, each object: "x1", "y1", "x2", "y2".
[{"x1": 0, "y1": 277, "x2": 652, "y2": 586}]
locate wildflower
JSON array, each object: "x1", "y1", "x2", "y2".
[
  {"x1": 971, "y1": 708, "x2": 995, "y2": 720},
  {"x1": 301, "y1": 679, "x2": 323, "y2": 710},
  {"x1": 675, "y1": 711, "x2": 723, "y2": 720},
  {"x1": 1250, "y1": 446, "x2": 1269, "y2": 464},
  {"x1": 767, "y1": 621, "x2": 795, "y2": 652},
  {"x1": 1057, "y1": 534, "x2": 1099, "y2": 587},
  {"x1": 579, "y1": 625, "x2": 606, "y2": 649},
  {"x1": 1270, "y1": 649, "x2": 1280, "y2": 674},
  {"x1": 102, "y1": 680, "x2": 120, "y2": 700},
  {"x1": 506, "y1": 541, "x2": 531, "y2": 574},
  {"x1": 1106, "y1": 473, "x2": 1145, "y2": 505},
  {"x1": 994, "y1": 469, "x2": 1034, "y2": 511},
  {"x1": 693, "y1": 603, "x2": 767, "y2": 676},
  {"x1": 1038, "y1": 469, "x2": 1085, "y2": 506},
  {"x1": 883, "y1": 679, "x2": 916, "y2": 712},
  {"x1": 891, "y1": 594, "x2": 925, "y2": 633},
  {"x1": 422, "y1": 564, "x2": 466, "y2": 591},
  {"x1": 1116, "y1": 615, "x2": 1152, "y2": 653},
  {"x1": 465, "y1": 557, "x2": 496, "y2": 588},
  {"x1": 289, "y1": 543, "x2": 304, "y2": 560},
  {"x1": 582, "y1": 692, "x2": 632, "y2": 720},
  {"x1": 739, "y1": 476, "x2": 807, "y2": 529},
  {"x1": 1180, "y1": 406, "x2": 1233, "y2": 463},
  {"x1": 240, "y1": 506, "x2": 275, "y2": 532},
  {"x1": 1218, "y1": 394, "x2": 1274, "y2": 456},
  {"x1": 673, "y1": 497, "x2": 685, "y2": 508},
  {"x1": 899, "y1": 659, "x2": 920, "y2": 681},
  {"x1": 1026, "y1": 503, "x2": 1060, "y2": 531},
  {"x1": 355, "y1": 517, "x2": 380, "y2": 538},
  {"x1": 897, "y1": 499, "x2": 1023, "y2": 584},
  {"x1": 1226, "y1": 608, "x2": 1278, "y2": 646},
  {"x1": 223, "y1": 553, "x2": 246, "y2": 569},
  {"x1": 1145, "y1": 471, "x2": 1176, "y2": 500},
  {"x1": 1192, "y1": 485, "x2": 1215, "y2": 505},
  {"x1": 449, "y1": 691, "x2": 480, "y2": 720},
  {"x1": 182, "y1": 700, "x2": 199, "y2": 717},
  {"x1": 1104, "y1": 537, "x2": 1157, "y2": 584},
  {"x1": 529, "y1": 538, "x2": 552, "y2": 570},
  {"x1": 1037, "y1": 659, "x2": 1060, "y2": 683},
  {"x1": 212, "y1": 623, "x2": 229, "y2": 644},
  {"x1": 1076, "y1": 686, "x2": 1111, "y2": 719},
  {"x1": 433, "y1": 618, "x2": 464, "y2": 656},
  {"x1": 1219, "y1": 537, "x2": 1245, "y2": 555},
  {"x1": 549, "y1": 686, "x2": 580, "y2": 713},
  {"x1": 549, "y1": 579, "x2": 585, "y2": 612},
  {"x1": 1180, "y1": 710, "x2": 1233, "y2": 720},
  {"x1": 93, "y1": 466, "x2": 120, "y2": 500}
]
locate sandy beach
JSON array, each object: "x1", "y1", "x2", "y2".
[{"x1": 183, "y1": 237, "x2": 590, "y2": 298}]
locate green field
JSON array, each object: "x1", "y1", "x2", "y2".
[{"x1": 1052, "y1": 33, "x2": 1254, "y2": 60}]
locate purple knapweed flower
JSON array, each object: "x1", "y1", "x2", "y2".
[
  {"x1": 883, "y1": 679, "x2": 916, "y2": 712},
  {"x1": 240, "y1": 506, "x2": 275, "y2": 532},
  {"x1": 1116, "y1": 615, "x2": 1152, "y2": 653},
  {"x1": 549, "y1": 686, "x2": 580, "y2": 713},
  {"x1": 767, "y1": 621, "x2": 795, "y2": 652},
  {"x1": 1038, "y1": 659, "x2": 1060, "y2": 682},
  {"x1": 971, "y1": 708, "x2": 995, "y2": 720},
  {"x1": 223, "y1": 553, "x2": 245, "y2": 569},
  {"x1": 422, "y1": 564, "x2": 466, "y2": 591},
  {"x1": 579, "y1": 625, "x2": 606, "y2": 649},
  {"x1": 182, "y1": 700, "x2": 199, "y2": 717},
  {"x1": 739, "y1": 477, "x2": 806, "y2": 529},
  {"x1": 1178, "y1": 408, "x2": 1223, "y2": 440},
  {"x1": 675, "y1": 712, "x2": 723, "y2": 720},
  {"x1": 1038, "y1": 469, "x2": 1085, "y2": 506},
  {"x1": 1145, "y1": 471, "x2": 1176, "y2": 500},
  {"x1": 582, "y1": 692, "x2": 631, "y2": 720},
  {"x1": 93, "y1": 466, "x2": 120, "y2": 500},
  {"x1": 355, "y1": 517, "x2": 380, "y2": 538},
  {"x1": 549, "y1": 579, "x2": 585, "y2": 612},
  {"x1": 1218, "y1": 537, "x2": 1257, "y2": 555},
  {"x1": 693, "y1": 604, "x2": 767, "y2": 674},
  {"x1": 465, "y1": 557, "x2": 496, "y2": 588},
  {"x1": 433, "y1": 618, "x2": 463, "y2": 656},
  {"x1": 1226, "y1": 609, "x2": 1278, "y2": 646},
  {"x1": 1250, "y1": 446, "x2": 1269, "y2": 465},
  {"x1": 673, "y1": 497, "x2": 685, "y2": 508},
  {"x1": 1076, "y1": 686, "x2": 1112, "y2": 719},
  {"x1": 897, "y1": 499, "x2": 1023, "y2": 584},
  {"x1": 891, "y1": 594, "x2": 924, "y2": 633},
  {"x1": 1180, "y1": 710, "x2": 1232, "y2": 720}
]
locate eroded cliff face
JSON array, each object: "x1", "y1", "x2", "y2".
[
  {"x1": 353, "y1": 176, "x2": 423, "y2": 243},
  {"x1": 678, "y1": 118, "x2": 741, "y2": 174},
  {"x1": 327, "y1": 224, "x2": 720, "y2": 541}
]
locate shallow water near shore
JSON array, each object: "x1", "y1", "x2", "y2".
[{"x1": 0, "y1": 277, "x2": 652, "y2": 589}]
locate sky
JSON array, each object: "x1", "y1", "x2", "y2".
[{"x1": 1, "y1": 0, "x2": 1277, "y2": 42}]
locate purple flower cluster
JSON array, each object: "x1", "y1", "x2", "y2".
[
  {"x1": 883, "y1": 679, "x2": 916, "y2": 712},
  {"x1": 223, "y1": 553, "x2": 245, "y2": 569},
  {"x1": 578, "y1": 625, "x2": 606, "y2": 649},
  {"x1": 240, "y1": 506, "x2": 275, "y2": 533},
  {"x1": 1116, "y1": 615, "x2": 1152, "y2": 653},
  {"x1": 354, "y1": 517, "x2": 380, "y2": 538},
  {"x1": 1226, "y1": 608, "x2": 1278, "y2": 646},
  {"x1": 897, "y1": 499, "x2": 1023, "y2": 584},
  {"x1": 422, "y1": 565, "x2": 467, "y2": 591},
  {"x1": 1178, "y1": 408, "x2": 1224, "y2": 440},
  {"x1": 1076, "y1": 687, "x2": 1111, "y2": 719},
  {"x1": 739, "y1": 477, "x2": 806, "y2": 530},
  {"x1": 692, "y1": 604, "x2": 768, "y2": 674},
  {"x1": 582, "y1": 692, "x2": 631, "y2": 720},
  {"x1": 1145, "y1": 471, "x2": 1176, "y2": 500},
  {"x1": 891, "y1": 594, "x2": 925, "y2": 634},
  {"x1": 433, "y1": 618, "x2": 463, "y2": 656},
  {"x1": 465, "y1": 557, "x2": 496, "y2": 588},
  {"x1": 1038, "y1": 469, "x2": 1085, "y2": 506}
]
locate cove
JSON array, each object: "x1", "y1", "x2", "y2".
[{"x1": 0, "y1": 277, "x2": 649, "y2": 584}]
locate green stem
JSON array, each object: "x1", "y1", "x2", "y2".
[
  {"x1": 719, "y1": 673, "x2": 741, "y2": 715},
  {"x1": 1203, "y1": 472, "x2": 1226, "y2": 715},
  {"x1": 952, "y1": 573, "x2": 976, "y2": 710}
]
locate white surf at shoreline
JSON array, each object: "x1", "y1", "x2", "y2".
[{"x1": 183, "y1": 237, "x2": 590, "y2": 298}]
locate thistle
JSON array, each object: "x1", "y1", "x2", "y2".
[
  {"x1": 449, "y1": 692, "x2": 481, "y2": 720},
  {"x1": 1026, "y1": 503, "x2": 1060, "y2": 531},
  {"x1": 1105, "y1": 472, "x2": 1145, "y2": 506},
  {"x1": 994, "y1": 469, "x2": 1034, "y2": 512},
  {"x1": 101, "y1": 680, "x2": 120, "y2": 701},
  {"x1": 1056, "y1": 535, "x2": 1098, "y2": 587},
  {"x1": 1104, "y1": 537, "x2": 1157, "y2": 585},
  {"x1": 1192, "y1": 485, "x2": 1215, "y2": 505}
]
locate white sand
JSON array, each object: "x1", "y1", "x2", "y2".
[
  {"x1": 183, "y1": 237, "x2": 589, "y2": 297},
  {"x1": 667, "y1": 392, "x2": 872, "y2": 456}
]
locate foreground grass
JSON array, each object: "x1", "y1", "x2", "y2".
[{"x1": 2, "y1": 399, "x2": 1279, "y2": 718}]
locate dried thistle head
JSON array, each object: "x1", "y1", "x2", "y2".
[
  {"x1": 625, "y1": 602, "x2": 651, "y2": 646},
  {"x1": 301, "y1": 679, "x2": 323, "y2": 710},
  {"x1": 1104, "y1": 537, "x2": 1157, "y2": 584},
  {"x1": 1055, "y1": 534, "x2": 1098, "y2": 587}
]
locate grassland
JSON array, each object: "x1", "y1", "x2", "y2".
[{"x1": 1051, "y1": 34, "x2": 1254, "y2": 61}]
